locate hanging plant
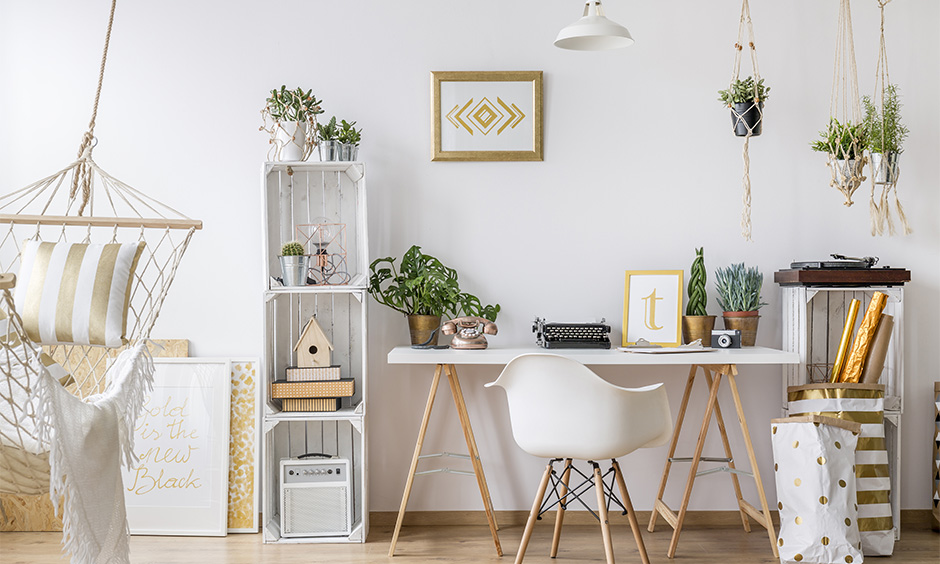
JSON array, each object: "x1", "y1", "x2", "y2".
[
  {"x1": 722, "y1": 0, "x2": 766, "y2": 242},
  {"x1": 718, "y1": 76, "x2": 770, "y2": 137},
  {"x1": 259, "y1": 86, "x2": 324, "y2": 162},
  {"x1": 863, "y1": 1, "x2": 912, "y2": 236}
]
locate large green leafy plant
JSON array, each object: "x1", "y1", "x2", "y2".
[
  {"x1": 369, "y1": 245, "x2": 500, "y2": 320},
  {"x1": 715, "y1": 262, "x2": 767, "y2": 312},
  {"x1": 862, "y1": 84, "x2": 908, "y2": 154},
  {"x1": 264, "y1": 86, "x2": 323, "y2": 123}
]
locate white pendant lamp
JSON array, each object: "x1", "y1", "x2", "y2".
[{"x1": 554, "y1": 1, "x2": 634, "y2": 51}]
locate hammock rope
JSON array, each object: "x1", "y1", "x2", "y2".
[
  {"x1": 728, "y1": 0, "x2": 762, "y2": 241},
  {"x1": 867, "y1": 0, "x2": 911, "y2": 236}
]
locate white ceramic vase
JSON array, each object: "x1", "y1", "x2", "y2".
[{"x1": 275, "y1": 121, "x2": 307, "y2": 161}]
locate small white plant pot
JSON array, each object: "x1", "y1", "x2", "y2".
[{"x1": 275, "y1": 121, "x2": 307, "y2": 161}]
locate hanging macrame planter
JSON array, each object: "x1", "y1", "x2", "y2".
[
  {"x1": 863, "y1": 0, "x2": 911, "y2": 235},
  {"x1": 718, "y1": 0, "x2": 768, "y2": 241},
  {"x1": 811, "y1": 0, "x2": 867, "y2": 207}
]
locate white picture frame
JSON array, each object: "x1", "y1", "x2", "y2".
[
  {"x1": 123, "y1": 358, "x2": 232, "y2": 536},
  {"x1": 622, "y1": 270, "x2": 684, "y2": 347}
]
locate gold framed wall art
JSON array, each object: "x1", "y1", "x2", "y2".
[
  {"x1": 622, "y1": 270, "x2": 684, "y2": 347},
  {"x1": 431, "y1": 71, "x2": 543, "y2": 161}
]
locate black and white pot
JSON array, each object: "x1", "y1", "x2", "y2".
[
  {"x1": 731, "y1": 101, "x2": 763, "y2": 137},
  {"x1": 870, "y1": 152, "x2": 900, "y2": 185}
]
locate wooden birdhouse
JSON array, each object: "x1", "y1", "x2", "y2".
[{"x1": 294, "y1": 316, "x2": 333, "y2": 367}]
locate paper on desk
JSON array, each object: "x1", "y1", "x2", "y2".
[{"x1": 618, "y1": 346, "x2": 715, "y2": 354}]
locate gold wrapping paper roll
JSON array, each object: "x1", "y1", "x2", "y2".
[
  {"x1": 860, "y1": 314, "x2": 894, "y2": 384},
  {"x1": 830, "y1": 298, "x2": 861, "y2": 383},
  {"x1": 841, "y1": 292, "x2": 888, "y2": 383}
]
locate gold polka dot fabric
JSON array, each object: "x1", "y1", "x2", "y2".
[
  {"x1": 772, "y1": 418, "x2": 862, "y2": 564},
  {"x1": 789, "y1": 385, "x2": 895, "y2": 555}
]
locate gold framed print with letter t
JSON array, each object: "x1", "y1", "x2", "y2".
[
  {"x1": 622, "y1": 270, "x2": 684, "y2": 347},
  {"x1": 431, "y1": 71, "x2": 543, "y2": 161}
]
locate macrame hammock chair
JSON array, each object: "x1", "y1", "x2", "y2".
[
  {"x1": 727, "y1": 0, "x2": 764, "y2": 242},
  {"x1": 822, "y1": 0, "x2": 868, "y2": 207},
  {"x1": 867, "y1": 0, "x2": 911, "y2": 236},
  {"x1": 0, "y1": 0, "x2": 200, "y2": 561}
]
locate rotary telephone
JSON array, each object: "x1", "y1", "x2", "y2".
[{"x1": 441, "y1": 316, "x2": 498, "y2": 350}]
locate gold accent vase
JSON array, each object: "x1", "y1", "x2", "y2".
[
  {"x1": 722, "y1": 311, "x2": 760, "y2": 346},
  {"x1": 681, "y1": 315, "x2": 716, "y2": 345},
  {"x1": 407, "y1": 314, "x2": 441, "y2": 347}
]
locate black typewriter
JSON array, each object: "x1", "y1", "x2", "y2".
[{"x1": 532, "y1": 317, "x2": 611, "y2": 349}]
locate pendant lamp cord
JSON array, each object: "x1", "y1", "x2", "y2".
[{"x1": 71, "y1": 0, "x2": 118, "y2": 215}]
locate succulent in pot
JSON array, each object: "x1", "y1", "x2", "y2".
[
  {"x1": 261, "y1": 86, "x2": 323, "y2": 162},
  {"x1": 862, "y1": 84, "x2": 908, "y2": 185},
  {"x1": 681, "y1": 247, "x2": 716, "y2": 345},
  {"x1": 316, "y1": 116, "x2": 342, "y2": 161},
  {"x1": 368, "y1": 245, "x2": 500, "y2": 347},
  {"x1": 337, "y1": 119, "x2": 363, "y2": 162},
  {"x1": 714, "y1": 262, "x2": 766, "y2": 346},
  {"x1": 279, "y1": 241, "x2": 309, "y2": 287},
  {"x1": 718, "y1": 76, "x2": 770, "y2": 137}
]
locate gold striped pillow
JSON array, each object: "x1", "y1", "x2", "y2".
[{"x1": 14, "y1": 241, "x2": 145, "y2": 347}]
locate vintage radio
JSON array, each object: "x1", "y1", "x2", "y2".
[{"x1": 279, "y1": 457, "x2": 351, "y2": 537}]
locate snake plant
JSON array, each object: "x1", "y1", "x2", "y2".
[{"x1": 686, "y1": 248, "x2": 708, "y2": 316}]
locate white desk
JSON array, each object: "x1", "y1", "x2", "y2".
[{"x1": 386, "y1": 346, "x2": 798, "y2": 559}]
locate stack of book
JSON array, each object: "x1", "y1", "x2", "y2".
[{"x1": 273, "y1": 365, "x2": 353, "y2": 412}]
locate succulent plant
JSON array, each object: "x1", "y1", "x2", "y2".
[
  {"x1": 338, "y1": 119, "x2": 362, "y2": 146},
  {"x1": 686, "y1": 248, "x2": 708, "y2": 316},
  {"x1": 316, "y1": 117, "x2": 341, "y2": 142},
  {"x1": 718, "y1": 76, "x2": 770, "y2": 106},
  {"x1": 264, "y1": 86, "x2": 323, "y2": 123},
  {"x1": 281, "y1": 241, "x2": 306, "y2": 256},
  {"x1": 715, "y1": 262, "x2": 767, "y2": 312}
]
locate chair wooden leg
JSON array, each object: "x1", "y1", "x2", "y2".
[
  {"x1": 550, "y1": 458, "x2": 572, "y2": 558},
  {"x1": 612, "y1": 459, "x2": 650, "y2": 564},
  {"x1": 593, "y1": 463, "x2": 616, "y2": 564},
  {"x1": 515, "y1": 460, "x2": 554, "y2": 564}
]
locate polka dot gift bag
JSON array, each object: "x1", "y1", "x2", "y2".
[{"x1": 771, "y1": 415, "x2": 863, "y2": 564}]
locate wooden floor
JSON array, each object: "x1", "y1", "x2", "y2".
[{"x1": 2, "y1": 521, "x2": 938, "y2": 564}]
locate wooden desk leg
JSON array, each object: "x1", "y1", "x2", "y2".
[
  {"x1": 703, "y1": 369, "x2": 751, "y2": 533},
  {"x1": 388, "y1": 364, "x2": 443, "y2": 557},
  {"x1": 648, "y1": 365, "x2": 698, "y2": 533},
  {"x1": 444, "y1": 364, "x2": 502, "y2": 556},
  {"x1": 727, "y1": 371, "x2": 779, "y2": 558},
  {"x1": 667, "y1": 370, "x2": 723, "y2": 559}
]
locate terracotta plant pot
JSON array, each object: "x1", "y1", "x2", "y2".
[
  {"x1": 722, "y1": 311, "x2": 760, "y2": 347},
  {"x1": 407, "y1": 314, "x2": 441, "y2": 347},
  {"x1": 681, "y1": 315, "x2": 716, "y2": 346}
]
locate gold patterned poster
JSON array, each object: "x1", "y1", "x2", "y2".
[{"x1": 227, "y1": 359, "x2": 259, "y2": 533}]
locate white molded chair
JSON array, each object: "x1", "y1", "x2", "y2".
[{"x1": 486, "y1": 353, "x2": 672, "y2": 564}]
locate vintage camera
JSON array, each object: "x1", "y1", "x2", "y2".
[{"x1": 711, "y1": 329, "x2": 742, "y2": 349}]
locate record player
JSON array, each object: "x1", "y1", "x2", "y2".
[{"x1": 775, "y1": 254, "x2": 910, "y2": 287}]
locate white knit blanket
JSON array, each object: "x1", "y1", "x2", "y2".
[{"x1": 32, "y1": 342, "x2": 155, "y2": 564}]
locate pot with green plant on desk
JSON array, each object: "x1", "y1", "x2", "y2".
[
  {"x1": 338, "y1": 119, "x2": 362, "y2": 161},
  {"x1": 261, "y1": 86, "x2": 323, "y2": 162},
  {"x1": 811, "y1": 118, "x2": 869, "y2": 205},
  {"x1": 715, "y1": 262, "x2": 766, "y2": 347},
  {"x1": 681, "y1": 247, "x2": 716, "y2": 345},
  {"x1": 317, "y1": 116, "x2": 342, "y2": 161},
  {"x1": 368, "y1": 245, "x2": 500, "y2": 347},
  {"x1": 863, "y1": 84, "x2": 908, "y2": 185},
  {"x1": 718, "y1": 76, "x2": 769, "y2": 137},
  {"x1": 279, "y1": 241, "x2": 309, "y2": 287}
]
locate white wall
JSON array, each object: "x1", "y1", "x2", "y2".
[{"x1": 1, "y1": 1, "x2": 937, "y2": 513}]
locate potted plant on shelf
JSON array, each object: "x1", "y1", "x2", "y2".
[
  {"x1": 811, "y1": 118, "x2": 869, "y2": 202},
  {"x1": 714, "y1": 262, "x2": 766, "y2": 347},
  {"x1": 718, "y1": 76, "x2": 770, "y2": 137},
  {"x1": 862, "y1": 84, "x2": 908, "y2": 185},
  {"x1": 316, "y1": 116, "x2": 342, "y2": 161},
  {"x1": 338, "y1": 119, "x2": 362, "y2": 162},
  {"x1": 681, "y1": 248, "x2": 716, "y2": 345},
  {"x1": 279, "y1": 241, "x2": 309, "y2": 287},
  {"x1": 261, "y1": 86, "x2": 323, "y2": 162},
  {"x1": 368, "y1": 245, "x2": 500, "y2": 347}
]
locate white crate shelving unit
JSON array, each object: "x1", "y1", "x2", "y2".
[
  {"x1": 780, "y1": 284, "x2": 904, "y2": 540},
  {"x1": 260, "y1": 162, "x2": 369, "y2": 544}
]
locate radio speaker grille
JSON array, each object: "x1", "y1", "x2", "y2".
[{"x1": 282, "y1": 485, "x2": 349, "y2": 536}]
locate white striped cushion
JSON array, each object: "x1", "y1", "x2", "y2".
[{"x1": 14, "y1": 241, "x2": 145, "y2": 347}]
